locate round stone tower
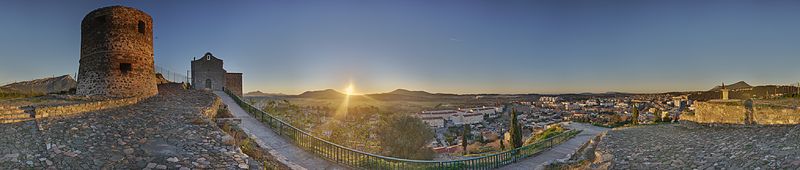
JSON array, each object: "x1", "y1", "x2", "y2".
[{"x1": 77, "y1": 6, "x2": 157, "y2": 98}]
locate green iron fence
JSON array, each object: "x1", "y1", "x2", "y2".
[{"x1": 224, "y1": 89, "x2": 581, "y2": 170}]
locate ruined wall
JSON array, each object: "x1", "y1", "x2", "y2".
[
  {"x1": 201, "y1": 96, "x2": 222, "y2": 119},
  {"x1": 77, "y1": 6, "x2": 157, "y2": 98},
  {"x1": 753, "y1": 105, "x2": 800, "y2": 124},
  {"x1": 685, "y1": 100, "x2": 800, "y2": 125},
  {"x1": 225, "y1": 73, "x2": 243, "y2": 96}
]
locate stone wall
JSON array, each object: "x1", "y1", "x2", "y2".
[
  {"x1": 201, "y1": 96, "x2": 222, "y2": 119},
  {"x1": 0, "y1": 107, "x2": 32, "y2": 124},
  {"x1": 753, "y1": 105, "x2": 800, "y2": 124},
  {"x1": 77, "y1": 6, "x2": 157, "y2": 98},
  {"x1": 224, "y1": 73, "x2": 242, "y2": 96},
  {"x1": 33, "y1": 97, "x2": 144, "y2": 119},
  {"x1": 684, "y1": 100, "x2": 800, "y2": 125}
]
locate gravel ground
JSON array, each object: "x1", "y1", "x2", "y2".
[
  {"x1": 0, "y1": 86, "x2": 257, "y2": 169},
  {"x1": 597, "y1": 123, "x2": 800, "y2": 169}
]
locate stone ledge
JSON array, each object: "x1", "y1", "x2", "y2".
[{"x1": 33, "y1": 97, "x2": 147, "y2": 120}]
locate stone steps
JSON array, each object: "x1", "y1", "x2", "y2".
[
  {"x1": 0, "y1": 107, "x2": 34, "y2": 123},
  {"x1": 0, "y1": 117, "x2": 34, "y2": 124},
  {"x1": 0, "y1": 108, "x2": 26, "y2": 115},
  {"x1": 0, "y1": 113, "x2": 32, "y2": 119}
]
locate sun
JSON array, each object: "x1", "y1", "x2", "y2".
[{"x1": 344, "y1": 84, "x2": 355, "y2": 95}]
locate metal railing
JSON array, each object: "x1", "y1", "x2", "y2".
[{"x1": 224, "y1": 89, "x2": 581, "y2": 170}]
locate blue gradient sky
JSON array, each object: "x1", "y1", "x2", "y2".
[{"x1": 1, "y1": 0, "x2": 800, "y2": 94}]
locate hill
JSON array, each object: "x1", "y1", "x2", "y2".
[
  {"x1": 0, "y1": 75, "x2": 76, "y2": 95},
  {"x1": 297, "y1": 89, "x2": 347, "y2": 99},
  {"x1": 709, "y1": 81, "x2": 752, "y2": 91},
  {"x1": 244, "y1": 91, "x2": 286, "y2": 97}
]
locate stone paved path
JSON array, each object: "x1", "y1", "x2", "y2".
[
  {"x1": 597, "y1": 124, "x2": 800, "y2": 169},
  {"x1": 214, "y1": 91, "x2": 347, "y2": 170},
  {"x1": 500, "y1": 122, "x2": 609, "y2": 170},
  {"x1": 0, "y1": 85, "x2": 251, "y2": 169}
]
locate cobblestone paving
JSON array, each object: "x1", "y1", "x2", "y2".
[
  {"x1": 0, "y1": 87, "x2": 256, "y2": 169},
  {"x1": 597, "y1": 124, "x2": 800, "y2": 169}
]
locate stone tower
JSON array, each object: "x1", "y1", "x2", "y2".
[
  {"x1": 77, "y1": 6, "x2": 157, "y2": 98},
  {"x1": 721, "y1": 83, "x2": 729, "y2": 100}
]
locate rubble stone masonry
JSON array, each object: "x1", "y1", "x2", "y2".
[
  {"x1": 685, "y1": 100, "x2": 800, "y2": 125},
  {"x1": 76, "y1": 6, "x2": 157, "y2": 98}
]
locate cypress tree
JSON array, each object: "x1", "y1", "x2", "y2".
[
  {"x1": 499, "y1": 137, "x2": 506, "y2": 150},
  {"x1": 462, "y1": 124, "x2": 470, "y2": 155},
  {"x1": 631, "y1": 104, "x2": 639, "y2": 125},
  {"x1": 509, "y1": 110, "x2": 523, "y2": 148}
]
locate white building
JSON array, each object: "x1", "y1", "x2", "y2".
[
  {"x1": 452, "y1": 112, "x2": 484, "y2": 125},
  {"x1": 420, "y1": 117, "x2": 445, "y2": 128},
  {"x1": 461, "y1": 107, "x2": 498, "y2": 116},
  {"x1": 417, "y1": 108, "x2": 487, "y2": 127},
  {"x1": 417, "y1": 110, "x2": 462, "y2": 120},
  {"x1": 540, "y1": 96, "x2": 560, "y2": 103}
]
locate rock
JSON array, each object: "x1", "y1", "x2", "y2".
[
  {"x1": 123, "y1": 148, "x2": 135, "y2": 154},
  {"x1": 166, "y1": 157, "x2": 179, "y2": 162},
  {"x1": 146, "y1": 163, "x2": 157, "y2": 168},
  {"x1": 155, "y1": 165, "x2": 167, "y2": 169}
]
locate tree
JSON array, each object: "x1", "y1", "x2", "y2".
[
  {"x1": 499, "y1": 137, "x2": 506, "y2": 151},
  {"x1": 462, "y1": 124, "x2": 470, "y2": 155},
  {"x1": 376, "y1": 115, "x2": 436, "y2": 160},
  {"x1": 653, "y1": 108, "x2": 661, "y2": 122},
  {"x1": 631, "y1": 104, "x2": 639, "y2": 125},
  {"x1": 509, "y1": 110, "x2": 523, "y2": 149}
]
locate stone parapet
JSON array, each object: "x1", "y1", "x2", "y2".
[
  {"x1": 34, "y1": 97, "x2": 145, "y2": 119},
  {"x1": 684, "y1": 100, "x2": 800, "y2": 125},
  {"x1": 200, "y1": 96, "x2": 222, "y2": 119}
]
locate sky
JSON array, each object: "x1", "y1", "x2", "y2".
[{"x1": 1, "y1": 0, "x2": 800, "y2": 94}]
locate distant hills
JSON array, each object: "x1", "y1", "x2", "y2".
[
  {"x1": 247, "y1": 80, "x2": 798, "y2": 102},
  {"x1": 689, "y1": 81, "x2": 798, "y2": 101},
  {"x1": 244, "y1": 91, "x2": 287, "y2": 97},
  {"x1": 297, "y1": 89, "x2": 347, "y2": 99},
  {"x1": 249, "y1": 88, "x2": 463, "y2": 101},
  {"x1": 709, "y1": 81, "x2": 752, "y2": 91},
  {"x1": 0, "y1": 75, "x2": 77, "y2": 94}
]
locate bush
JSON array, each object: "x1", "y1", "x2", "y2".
[{"x1": 525, "y1": 124, "x2": 565, "y2": 145}]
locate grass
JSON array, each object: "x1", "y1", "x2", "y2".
[
  {"x1": 0, "y1": 92, "x2": 42, "y2": 100},
  {"x1": 525, "y1": 125, "x2": 566, "y2": 145}
]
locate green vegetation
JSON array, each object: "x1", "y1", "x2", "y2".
[
  {"x1": 499, "y1": 138, "x2": 505, "y2": 151},
  {"x1": 376, "y1": 114, "x2": 436, "y2": 160},
  {"x1": 524, "y1": 124, "x2": 565, "y2": 145},
  {"x1": 509, "y1": 110, "x2": 523, "y2": 149},
  {"x1": 0, "y1": 92, "x2": 42, "y2": 100}
]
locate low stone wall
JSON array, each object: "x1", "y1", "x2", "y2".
[
  {"x1": 753, "y1": 105, "x2": 800, "y2": 124},
  {"x1": 34, "y1": 97, "x2": 145, "y2": 119},
  {"x1": 0, "y1": 107, "x2": 32, "y2": 124},
  {"x1": 685, "y1": 100, "x2": 800, "y2": 125},
  {"x1": 201, "y1": 96, "x2": 222, "y2": 119},
  {"x1": 683, "y1": 101, "x2": 747, "y2": 124}
]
